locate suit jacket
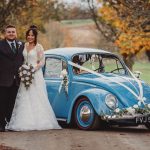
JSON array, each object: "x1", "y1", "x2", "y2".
[{"x1": 0, "y1": 39, "x2": 24, "y2": 87}]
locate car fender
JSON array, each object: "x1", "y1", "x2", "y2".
[{"x1": 67, "y1": 88, "x2": 110, "y2": 123}]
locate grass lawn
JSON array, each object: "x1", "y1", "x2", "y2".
[
  {"x1": 133, "y1": 61, "x2": 150, "y2": 84},
  {"x1": 61, "y1": 19, "x2": 93, "y2": 27},
  {"x1": 81, "y1": 60, "x2": 150, "y2": 84}
]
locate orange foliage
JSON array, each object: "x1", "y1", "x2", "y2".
[{"x1": 98, "y1": 2, "x2": 150, "y2": 58}]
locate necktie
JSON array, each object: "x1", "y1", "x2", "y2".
[{"x1": 11, "y1": 42, "x2": 16, "y2": 54}]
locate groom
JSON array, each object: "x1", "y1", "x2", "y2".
[{"x1": 0, "y1": 25, "x2": 24, "y2": 132}]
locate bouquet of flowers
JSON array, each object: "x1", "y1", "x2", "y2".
[
  {"x1": 19, "y1": 63, "x2": 35, "y2": 89},
  {"x1": 60, "y1": 69, "x2": 69, "y2": 94}
]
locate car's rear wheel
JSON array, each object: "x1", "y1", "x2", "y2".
[{"x1": 74, "y1": 98, "x2": 100, "y2": 130}]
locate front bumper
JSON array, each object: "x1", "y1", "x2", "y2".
[{"x1": 102, "y1": 114, "x2": 150, "y2": 126}]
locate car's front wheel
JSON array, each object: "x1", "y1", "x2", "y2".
[
  {"x1": 74, "y1": 98, "x2": 100, "y2": 130},
  {"x1": 145, "y1": 123, "x2": 150, "y2": 129}
]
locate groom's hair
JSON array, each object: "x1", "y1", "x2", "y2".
[
  {"x1": 5, "y1": 25, "x2": 16, "y2": 30},
  {"x1": 4, "y1": 25, "x2": 16, "y2": 32},
  {"x1": 5, "y1": 25, "x2": 16, "y2": 28},
  {"x1": 1, "y1": 25, "x2": 16, "y2": 33}
]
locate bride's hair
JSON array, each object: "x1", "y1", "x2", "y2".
[
  {"x1": 26, "y1": 25, "x2": 38, "y2": 45},
  {"x1": 29, "y1": 25, "x2": 37, "y2": 30}
]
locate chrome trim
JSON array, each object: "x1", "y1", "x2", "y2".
[
  {"x1": 103, "y1": 113, "x2": 150, "y2": 121},
  {"x1": 80, "y1": 106, "x2": 91, "y2": 122},
  {"x1": 57, "y1": 118, "x2": 67, "y2": 122}
]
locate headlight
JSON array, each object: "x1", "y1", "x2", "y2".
[{"x1": 105, "y1": 94, "x2": 118, "y2": 110}]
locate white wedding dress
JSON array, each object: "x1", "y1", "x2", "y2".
[{"x1": 7, "y1": 43, "x2": 61, "y2": 131}]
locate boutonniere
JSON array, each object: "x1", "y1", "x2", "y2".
[{"x1": 17, "y1": 41, "x2": 22, "y2": 49}]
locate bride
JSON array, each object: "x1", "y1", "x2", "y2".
[{"x1": 7, "y1": 25, "x2": 61, "y2": 131}]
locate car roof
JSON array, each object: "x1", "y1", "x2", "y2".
[{"x1": 44, "y1": 47, "x2": 112, "y2": 59}]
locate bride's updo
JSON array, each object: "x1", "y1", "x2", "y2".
[
  {"x1": 29, "y1": 25, "x2": 37, "y2": 30},
  {"x1": 26, "y1": 25, "x2": 38, "y2": 45}
]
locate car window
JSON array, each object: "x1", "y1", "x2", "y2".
[
  {"x1": 44, "y1": 57, "x2": 67, "y2": 78},
  {"x1": 72, "y1": 54, "x2": 101, "y2": 74},
  {"x1": 102, "y1": 57, "x2": 125, "y2": 74},
  {"x1": 72, "y1": 54, "x2": 126, "y2": 75}
]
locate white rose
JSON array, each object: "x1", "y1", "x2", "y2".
[
  {"x1": 19, "y1": 72, "x2": 23, "y2": 77},
  {"x1": 133, "y1": 104, "x2": 139, "y2": 109},
  {"x1": 31, "y1": 69, "x2": 35, "y2": 73},
  {"x1": 18, "y1": 41, "x2": 22, "y2": 45},
  {"x1": 19, "y1": 67, "x2": 22, "y2": 71},
  {"x1": 25, "y1": 66, "x2": 30, "y2": 70},
  {"x1": 22, "y1": 64, "x2": 30, "y2": 70},
  {"x1": 115, "y1": 108, "x2": 120, "y2": 113},
  {"x1": 127, "y1": 107, "x2": 135, "y2": 115},
  {"x1": 26, "y1": 82, "x2": 30, "y2": 85},
  {"x1": 25, "y1": 77, "x2": 29, "y2": 81},
  {"x1": 27, "y1": 72, "x2": 31, "y2": 75},
  {"x1": 61, "y1": 69, "x2": 67, "y2": 77},
  {"x1": 22, "y1": 64, "x2": 26, "y2": 67},
  {"x1": 104, "y1": 115, "x2": 109, "y2": 119},
  {"x1": 60, "y1": 75, "x2": 63, "y2": 79},
  {"x1": 138, "y1": 101, "x2": 141, "y2": 106},
  {"x1": 21, "y1": 78, "x2": 24, "y2": 81},
  {"x1": 111, "y1": 115, "x2": 116, "y2": 118},
  {"x1": 22, "y1": 70, "x2": 27, "y2": 74},
  {"x1": 147, "y1": 104, "x2": 150, "y2": 109}
]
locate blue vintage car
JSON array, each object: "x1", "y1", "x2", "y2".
[{"x1": 44, "y1": 47, "x2": 150, "y2": 130}]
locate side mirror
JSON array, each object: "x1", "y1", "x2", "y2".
[{"x1": 134, "y1": 71, "x2": 142, "y2": 79}]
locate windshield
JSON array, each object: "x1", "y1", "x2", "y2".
[{"x1": 72, "y1": 53, "x2": 127, "y2": 75}]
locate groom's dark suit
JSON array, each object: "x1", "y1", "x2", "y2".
[{"x1": 0, "y1": 39, "x2": 24, "y2": 130}]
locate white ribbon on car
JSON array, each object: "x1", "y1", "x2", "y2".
[{"x1": 68, "y1": 61, "x2": 145, "y2": 105}]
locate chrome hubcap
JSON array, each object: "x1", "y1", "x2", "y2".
[{"x1": 80, "y1": 106, "x2": 91, "y2": 122}]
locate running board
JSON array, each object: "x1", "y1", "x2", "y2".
[{"x1": 57, "y1": 118, "x2": 67, "y2": 122}]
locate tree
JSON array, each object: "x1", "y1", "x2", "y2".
[
  {"x1": 52, "y1": 1, "x2": 92, "y2": 20},
  {"x1": 0, "y1": 0, "x2": 28, "y2": 31},
  {"x1": 41, "y1": 21, "x2": 73, "y2": 49},
  {"x1": 87, "y1": 0, "x2": 150, "y2": 70},
  {"x1": 0, "y1": 0, "x2": 59, "y2": 39}
]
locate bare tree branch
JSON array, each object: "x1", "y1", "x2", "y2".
[{"x1": 87, "y1": 0, "x2": 118, "y2": 42}]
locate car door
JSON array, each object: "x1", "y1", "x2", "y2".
[{"x1": 43, "y1": 56, "x2": 69, "y2": 119}]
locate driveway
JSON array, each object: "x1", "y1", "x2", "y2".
[{"x1": 0, "y1": 126, "x2": 150, "y2": 150}]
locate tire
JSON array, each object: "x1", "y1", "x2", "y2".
[
  {"x1": 145, "y1": 123, "x2": 150, "y2": 129},
  {"x1": 74, "y1": 98, "x2": 100, "y2": 130}
]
